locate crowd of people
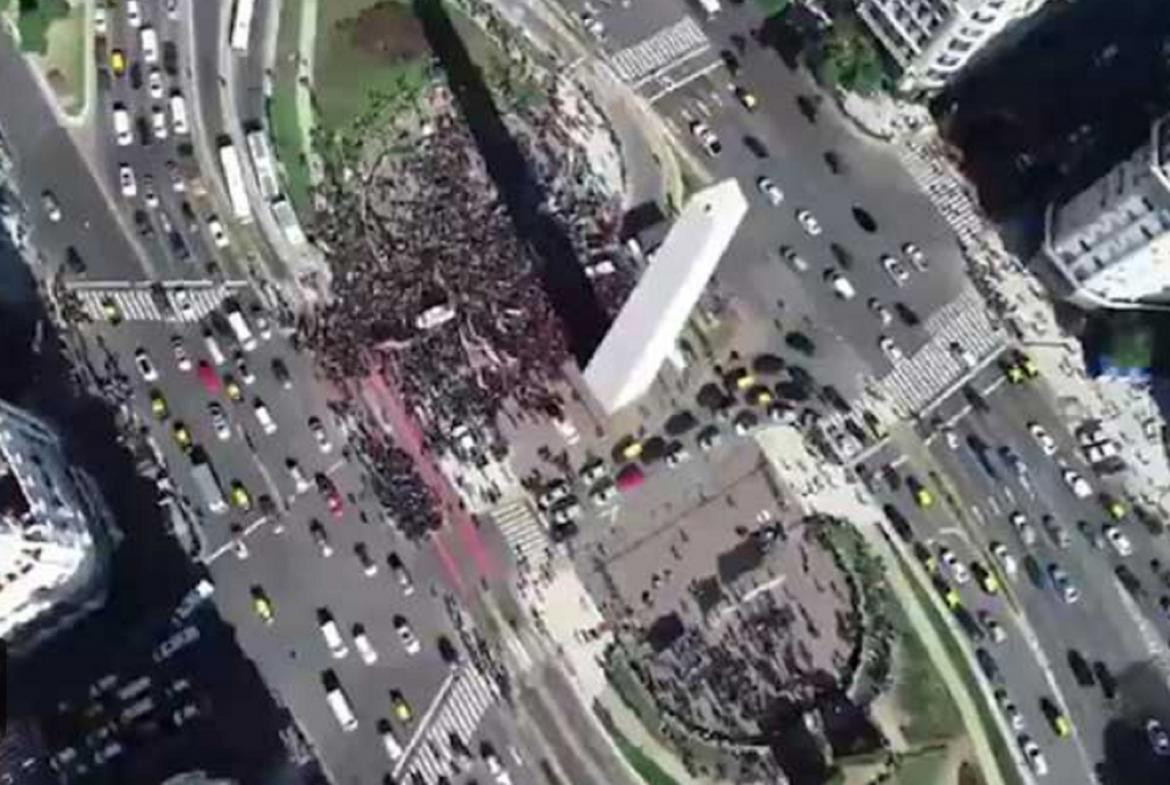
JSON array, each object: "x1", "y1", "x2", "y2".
[{"x1": 308, "y1": 107, "x2": 587, "y2": 450}]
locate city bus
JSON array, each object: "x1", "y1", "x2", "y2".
[
  {"x1": 229, "y1": 0, "x2": 255, "y2": 53},
  {"x1": 218, "y1": 142, "x2": 252, "y2": 222}
]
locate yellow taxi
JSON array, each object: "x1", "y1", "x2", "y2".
[
  {"x1": 619, "y1": 437, "x2": 643, "y2": 461},
  {"x1": 914, "y1": 542, "x2": 938, "y2": 573},
  {"x1": 733, "y1": 85, "x2": 758, "y2": 110},
  {"x1": 1050, "y1": 712, "x2": 1071, "y2": 738},
  {"x1": 109, "y1": 48, "x2": 127, "y2": 76},
  {"x1": 224, "y1": 377, "x2": 243, "y2": 402},
  {"x1": 100, "y1": 296, "x2": 123, "y2": 324},
  {"x1": 230, "y1": 481, "x2": 252, "y2": 511},
  {"x1": 1103, "y1": 496, "x2": 1126, "y2": 520},
  {"x1": 910, "y1": 481, "x2": 934, "y2": 509},
  {"x1": 748, "y1": 386, "x2": 773, "y2": 406},
  {"x1": 942, "y1": 585, "x2": 961, "y2": 609},
  {"x1": 252, "y1": 593, "x2": 274, "y2": 625},
  {"x1": 1017, "y1": 351, "x2": 1040, "y2": 378},
  {"x1": 1002, "y1": 361, "x2": 1025, "y2": 384},
  {"x1": 727, "y1": 368, "x2": 756, "y2": 390},
  {"x1": 149, "y1": 390, "x2": 168, "y2": 419},
  {"x1": 390, "y1": 690, "x2": 413, "y2": 723},
  {"x1": 172, "y1": 422, "x2": 192, "y2": 451},
  {"x1": 973, "y1": 563, "x2": 999, "y2": 594}
]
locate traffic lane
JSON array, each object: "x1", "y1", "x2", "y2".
[
  {"x1": 0, "y1": 36, "x2": 153, "y2": 280},
  {"x1": 874, "y1": 485, "x2": 1094, "y2": 783},
  {"x1": 660, "y1": 91, "x2": 946, "y2": 378},
  {"x1": 922, "y1": 420, "x2": 1142, "y2": 765},
  {"x1": 207, "y1": 552, "x2": 411, "y2": 785},
  {"x1": 705, "y1": 14, "x2": 970, "y2": 306}
]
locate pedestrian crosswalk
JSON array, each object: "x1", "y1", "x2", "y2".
[
  {"x1": 69, "y1": 283, "x2": 239, "y2": 323},
  {"x1": 878, "y1": 287, "x2": 1007, "y2": 415},
  {"x1": 490, "y1": 498, "x2": 548, "y2": 564},
  {"x1": 401, "y1": 666, "x2": 497, "y2": 784},
  {"x1": 609, "y1": 17, "x2": 710, "y2": 86},
  {"x1": 896, "y1": 137, "x2": 990, "y2": 257}
]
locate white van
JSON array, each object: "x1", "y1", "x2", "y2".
[
  {"x1": 318, "y1": 610, "x2": 349, "y2": 658},
  {"x1": 203, "y1": 331, "x2": 226, "y2": 366},
  {"x1": 380, "y1": 722, "x2": 403, "y2": 761},
  {"x1": 140, "y1": 26, "x2": 159, "y2": 64},
  {"x1": 253, "y1": 399, "x2": 277, "y2": 434},
  {"x1": 827, "y1": 270, "x2": 856, "y2": 300},
  {"x1": 169, "y1": 91, "x2": 189, "y2": 135},
  {"x1": 112, "y1": 105, "x2": 133, "y2": 146},
  {"x1": 325, "y1": 685, "x2": 358, "y2": 732}
]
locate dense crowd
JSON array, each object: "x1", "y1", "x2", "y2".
[{"x1": 309, "y1": 112, "x2": 571, "y2": 454}]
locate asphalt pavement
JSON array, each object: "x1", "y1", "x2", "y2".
[{"x1": 865, "y1": 364, "x2": 1170, "y2": 784}]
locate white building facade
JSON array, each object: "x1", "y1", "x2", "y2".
[
  {"x1": 856, "y1": 0, "x2": 1049, "y2": 93},
  {"x1": 0, "y1": 400, "x2": 112, "y2": 646},
  {"x1": 583, "y1": 179, "x2": 748, "y2": 414},
  {"x1": 1042, "y1": 116, "x2": 1170, "y2": 309}
]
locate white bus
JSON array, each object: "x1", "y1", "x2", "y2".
[
  {"x1": 230, "y1": 0, "x2": 256, "y2": 53},
  {"x1": 225, "y1": 305, "x2": 257, "y2": 352},
  {"x1": 218, "y1": 142, "x2": 252, "y2": 222},
  {"x1": 245, "y1": 129, "x2": 280, "y2": 200},
  {"x1": 325, "y1": 685, "x2": 358, "y2": 732}
]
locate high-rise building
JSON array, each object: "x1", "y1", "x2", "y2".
[
  {"x1": 583, "y1": 180, "x2": 748, "y2": 414},
  {"x1": 0, "y1": 400, "x2": 114, "y2": 647},
  {"x1": 857, "y1": 0, "x2": 1049, "y2": 93},
  {"x1": 1041, "y1": 116, "x2": 1170, "y2": 309}
]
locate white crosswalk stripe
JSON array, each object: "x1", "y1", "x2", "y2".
[
  {"x1": 490, "y1": 498, "x2": 548, "y2": 562},
  {"x1": 608, "y1": 17, "x2": 710, "y2": 85},
  {"x1": 878, "y1": 287, "x2": 1006, "y2": 415},
  {"x1": 404, "y1": 666, "x2": 497, "y2": 783},
  {"x1": 69, "y1": 284, "x2": 238, "y2": 324}
]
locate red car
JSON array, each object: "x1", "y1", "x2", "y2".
[
  {"x1": 196, "y1": 361, "x2": 221, "y2": 394},
  {"x1": 316, "y1": 473, "x2": 344, "y2": 518}
]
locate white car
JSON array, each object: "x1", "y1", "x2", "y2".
[
  {"x1": 143, "y1": 182, "x2": 159, "y2": 209},
  {"x1": 318, "y1": 613, "x2": 349, "y2": 659},
  {"x1": 94, "y1": 2, "x2": 108, "y2": 35},
  {"x1": 236, "y1": 356, "x2": 255, "y2": 385},
  {"x1": 878, "y1": 335, "x2": 903, "y2": 361},
  {"x1": 482, "y1": 743, "x2": 504, "y2": 776},
  {"x1": 112, "y1": 105, "x2": 133, "y2": 146},
  {"x1": 940, "y1": 548, "x2": 969, "y2": 583},
  {"x1": 1028, "y1": 422, "x2": 1057, "y2": 455},
  {"x1": 998, "y1": 694, "x2": 1025, "y2": 732},
  {"x1": 903, "y1": 242, "x2": 928, "y2": 271},
  {"x1": 171, "y1": 336, "x2": 192, "y2": 371},
  {"x1": 795, "y1": 208, "x2": 821, "y2": 235},
  {"x1": 309, "y1": 520, "x2": 332, "y2": 557},
  {"x1": 1104, "y1": 525, "x2": 1132, "y2": 556},
  {"x1": 126, "y1": 0, "x2": 142, "y2": 28},
  {"x1": 689, "y1": 120, "x2": 721, "y2": 156},
  {"x1": 990, "y1": 542, "x2": 1017, "y2": 576},
  {"x1": 868, "y1": 298, "x2": 891, "y2": 325},
  {"x1": 394, "y1": 616, "x2": 421, "y2": 655},
  {"x1": 943, "y1": 428, "x2": 959, "y2": 449},
  {"x1": 1020, "y1": 736, "x2": 1048, "y2": 777},
  {"x1": 41, "y1": 191, "x2": 62, "y2": 222},
  {"x1": 308, "y1": 416, "x2": 332, "y2": 453},
  {"x1": 174, "y1": 290, "x2": 195, "y2": 320},
  {"x1": 881, "y1": 254, "x2": 909, "y2": 285},
  {"x1": 387, "y1": 552, "x2": 415, "y2": 596},
  {"x1": 757, "y1": 176, "x2": 784, "y2": 205},
  {"x1": 779, "y1": 245, "x2": 806, "y2": 271},
  {"x1": 166, "y1": 0, "x2": 180, "y2": 21},
  {"x1": 287, "y1": 459, "x2": 311, "y2": 493},
  {"x1": 1010, "y1": 511, "x2": 1037, "y2": 546},
  {"x1": 827, "y1": 270, "x2": 856, "y2": 300},
  {"x1": 353, "y1": 626, "x2": 378, "y2": 665},
  {"x1": 134, "y1": 348, "x2": 158, "y2": 381},
  {"x1": 118, "y1": 164, "x2": 137, "y2": 198},
  {"x1": 152, "y1": 107, "x2": 168, "y2": 140},
  {"x1": 208, "y1": 402, "x2": 231, "y2": 441},
  {"x1": 1062, "y1": 468, "x2": 1092, "y2": 498},
  {"x1": 206, "y1": 216, "x2": 229, "y2": 248},
  {"x1": 148, "y1": 67, "x2": 164, "y2": 99}
]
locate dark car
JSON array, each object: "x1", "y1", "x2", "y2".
[
  {"x1": 168, "y1": 230, "x2": 190, "y2": 261},
  {"x1": 785, "y1": 331, "x2": 816, "y2": 356},
  {"x1": 1116, "y1": 564, "x2": 1145, "y2": 598},
  {"x1": 1067, "y1": 649, "x2": 1095, "y2": 687},
  {"x1": 974, "y1": 648, "x2": 1001, "y2": 683},
  {"x1": 63, "y1": 246, "x2": 87, "y2": 274},
  {"x1": 881, "y1": 504, "x2": 912, "y2": 542},
  {"x1": 963, "y1": 385, "x2": 990, "y2": 412},
  {"x1": 163, "y1": 41, "x2": 179, "y2": 75},
  {"x1": 954, "y1": 606, "x2": 985, "y2": 642},
  {"x1": 882, "y1": 464, "x2": 901, "y2": 491},
  {"x1": 133, "y1": 209, "x2": 153, "y2": 237},
  {"x1": 829, "y1": 242, "x2": 854, "y2": 270},
  {"x1": 129, "y1": 62, "x2": 142, "y2": 89},
  {"x1": 1023, "y1": 554, "x2": 1047, "y2": 590},
  {"x1": 820, "y1": 385, "x2": 851, "y2": 414},
  {"x1": 743, "y1": 134, "x2": 769, "y2": 159},
  {"x1": 271, "y1": 357, "x2": 292, "y2": 389},
  {"x1": 436, "y1": 635, "x2": 460, "y2": 667},
  {"x1": 719, "y1": 49, "x2": 740, "y2": 76},
  {"x1": 136, "y1": 115, "x2": 151, "y2": 146},
  {"x1": 1093, "y1": 661, "x2": 1117, "y2": 699},
  {"x1": 823, "y1": 150, "x2": 844, "y2": 174},
  {"x1": 895, "y1": 302, "x2": 921, "y2": 327}
]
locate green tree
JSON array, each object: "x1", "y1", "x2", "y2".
[{"x1": 816, "y1": 23, "x2": 885, "y2": 96}]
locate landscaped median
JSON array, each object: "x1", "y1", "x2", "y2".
[{"x1": 2, "y1": 0, "x2": 89, "y2": 118}]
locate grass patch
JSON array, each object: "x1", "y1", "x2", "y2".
[
  {"x1": 18, "y1": 0, "x2": 70, "y2": 55},
  {"x1": 313, "y1": 0, "x2": 430, "y2": 132},
  {"x1": 892, "y1": 545, "x2": 1025, "y2": 785},
  {"x1": 895, "y1": 626, "x2": 962, "y2": 744},
  {"x1": 753, "y1": 0, "x2": 792, "y2": 16},
  {"x1": 595, "y1": 705, "x2": 681, "y2": 785},
  {"x1": 269, "y1": 78, "x2": 312, "y2": 212},
  {"x1": 40, "y1": 0, "x2": 86, "y2": 115},
  {"x1": 890, "y1": 747, "x2": 951, "y2": 785}
]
